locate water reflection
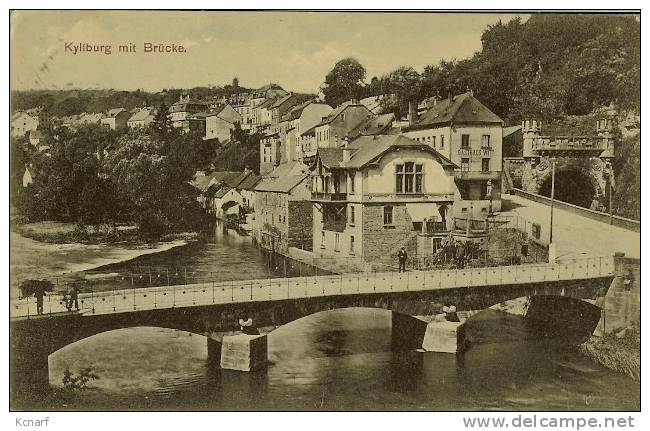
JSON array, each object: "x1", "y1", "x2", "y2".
[{"x1": 47, "y1": 308, "x2": 639, "y2": 411}]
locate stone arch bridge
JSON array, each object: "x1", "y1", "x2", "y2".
[{"x1": 11, "y1": 255, "x2": 620, "y2": 402}]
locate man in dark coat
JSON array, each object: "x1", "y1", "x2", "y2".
[{"x1": 398, "y1": 247, "x2": 408, "y2": 273}]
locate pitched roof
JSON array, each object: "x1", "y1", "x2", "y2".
[
  {"x1": 282, "y1": 100, "x2": 313, "y2": 122},
  {"x1": 317, "y1": 148, "x2": 345, "y2": 168},
  {"x1": 266, "y1": 160, "x2": 309, "y2": 178},
  {"x1": 188, "y1": 105, "x2": 227, "y2": 120},
  {"x1": 316, "y1": 100, "x2": 370, "y2": 127},
  {"x1": 256, "y1": 97, "x2": 278, "y2": 110},
  {"x1": 360, "y1": 95, "x2": 384, "y2": 114},
  {"x1": 339, "y1": 134, "x2": 458, "y2": 170},
  {"x1": 238, "y1": 173, "x2": 261, "y2": 190},
  {"x1": 404, "y1": 92, "x2": 503, "y2": 131},
  {"x1": 254, "y1": 174, "x2": 308, "y2": 193},
  {"x1": 128, "y1": 107, "x2": 156, "y2": 122},
  {"x1": 270, "y1": 94, "x2": 295, "y2": 109},
  {"x1": 214, "y1": 186, "x2": 234, "y2": 199},
  {"x1": 503, "y1": 125, "x2": 522, "y2": 138},
  {"x1": 104, "y1": 108, "x2": 126, "y2": 118},
  {"x1": 348, "y1": 113, "x2": 395, "y2": 139}
]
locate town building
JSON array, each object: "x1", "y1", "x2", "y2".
[
  {"x1": 101, "y1": 108, "x2": 131, "y2": 130},
  {"x1": 301, "y1": 100, "x2": 374, "y2": 151},
  {"x1": 188, "y1": 105, "x2": 241, "y2": 141},
  {"x1": 253, "y1": 161, "x2": 312, "y2": 254},
  {"x1": 310, "y1": 134, "x2": 458, "y2": 270},
  {"x1": 193, "y1": 170, "x2": 258, "y2": 219},
  {"x1": 11, "y1": 111, "x2": 39, "y2": 137},
  {"x1": 169, "y1": 95, "x2": 209, "y2": 131},
  {"x1": 402, "y1": 91, "x2": 504, "y2": 216},
  {"x1": 127, "y1": 107, "x2": 156, "y2": 129},
  {"x1": 270, "y1": 93, "x2": 300, "y2": 124}
]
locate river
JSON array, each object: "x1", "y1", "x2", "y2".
[{"x1": 39, "y1": 222, "x2": 640, "y2": 411}]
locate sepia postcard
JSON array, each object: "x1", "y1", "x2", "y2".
[{"x1": 7, "y1": 7, "x2": 642, "y2": 422}]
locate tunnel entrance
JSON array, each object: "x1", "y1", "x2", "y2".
[{"x1": 538, "y1": 169, "x2": 596, "y2": 208}]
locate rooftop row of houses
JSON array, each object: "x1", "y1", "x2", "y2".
[{"x1": 239, "y1": 91, "x2": 509, "y2": 271}]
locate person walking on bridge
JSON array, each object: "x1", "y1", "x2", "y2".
[
  {"x1": 69, "y1": 285, "x2": 80, "y2": 311},
  {"x1": 398, "y1": 247, "x2": 408, "y2": 273}
]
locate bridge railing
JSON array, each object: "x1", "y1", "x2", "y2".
[{"x1": 10, "y1": 255, "x2": 615, "y2": 319}]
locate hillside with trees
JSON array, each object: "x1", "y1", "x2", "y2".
[{"x1": 331, "y1": 14, "x2": 639, "y2": 218}]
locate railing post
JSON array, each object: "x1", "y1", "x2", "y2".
[
  {"x1": 26, "y1": 296, "x2": 29, "y2": 319},
  {"x1": 91, "y1": 289, "x2": 95, "y2": 314},
  {"x1": 113, "y1": 288, "x2": 116, "y2": 312},
  {"x1": 48, "y1": 293, "x2": 52, "y2": 315},
  {"x1": 250, "y1": 279, "x2": 254, "y2": 301}
]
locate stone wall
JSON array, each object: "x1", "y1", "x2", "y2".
[{"x1": 362, "y1": 203, "x2": 418, "y2": 269}]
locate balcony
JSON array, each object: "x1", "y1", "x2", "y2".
[
  {"x1": 311, "y1": 191, "x2": 348, "y2": 202},
  {"x1": 454, "y1": 170, "x2": 501, "y2": 181}
]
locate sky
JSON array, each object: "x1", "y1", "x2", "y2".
[{"x1": 10, "y1": 11, "x2": 527, "y2": 94}]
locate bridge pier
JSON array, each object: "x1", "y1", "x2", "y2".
[
  {"x1": 207, "y1": 336, "x2": 222, "y2": 365},
  {"x1": 391, "y1": 311, "x2": 466, "y2": 353}
]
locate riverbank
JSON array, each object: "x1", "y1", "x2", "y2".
[
  {"x1": 580, "y1": 324, "x2": 640, "y2": 381},
  {"x1": 10, "y1": 231, "x2": 194, "y2": 298}
]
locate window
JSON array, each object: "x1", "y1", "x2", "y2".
[
  {"x1": 412, "y1": 221, "x2": 423, "y2": 232},
  {"x1": 384, "y1": 206, "x2": 393, "y2": 225},
  {"x1": 396, "y1": 162, "x2": 423, "y2": 193},
  {"x1": 461, "y1": 134, "x2": 470, "y2": 148},
  {"x1": 461, "y1": 158, "x2": 470, "y2": 172},
  {"x1": 432, "y1": 136, "x2": 436, "y2": 148},
  {"x1": 349, "y1": 173, "x2": 355, "y2": 193},
  {"x1": 321, "y1": 231, "x2": 326, "y2": 249},
  {"x1": 349, "y1": 205, "x2": 355, "y2": 225},
  {"x1": 350, "y1": 235, "x2": 355, "y2": 254},
  {"x1": 334, "y1": 233, "x2": 340, "y2": 251},
  {"x1": 482, "y1": 158, "x2": 490, "y2": 172},
  {"x1": 432, "y1": 238, "x2": 443, "y2": 253},
  {"x1": 440, "y1": 135, "x2": 445, "y2": 149},
  {"x1": 481, "y1": 135, "x2": 491, "y2": 148}
]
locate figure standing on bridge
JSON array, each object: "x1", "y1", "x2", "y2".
[
  {"x1": 69, "y1": 285, "x2": 80, "y2": 311},
  {"x1": 398, "y1": 247, "x2": 408, "y2": 273}
]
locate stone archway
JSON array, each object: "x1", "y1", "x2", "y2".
[{"x1": 538, "y1": 169, "x2": 597, "y2": 208}]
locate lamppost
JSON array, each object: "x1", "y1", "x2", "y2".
[{"x1": 548, "y1": 159, "x2": 557, "y2": 263}]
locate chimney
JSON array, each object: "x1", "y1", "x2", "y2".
[
  {"x1": 408, "y1": 100, "x2": 419, "y2": 126},
  {"x1": 342, "y1": 137, "x2": 351, "y2": 162}
]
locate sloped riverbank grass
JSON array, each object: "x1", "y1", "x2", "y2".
[{"x1": 580, "y1": 323, "x2": 640, "y2": 381}]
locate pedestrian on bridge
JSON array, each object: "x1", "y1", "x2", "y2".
[
  {"x1": 398, "y1": 247, "x2": 408, "y2": 273},
  {"x1": 69, "y1": 285, "x2": 80, "y2": 311}
]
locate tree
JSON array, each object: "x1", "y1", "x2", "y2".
[
  {"x1": 102, "y1": 130, "x2": 208, "y2": 241},
  {"x1": 379, "y1": 66, "x2": 422, "y2": 118},
  {"x1": 151, "y1": 103, "x2": 174, "y2": 139},
  {"x1": 322, "y1": 58, "x2": 367, "y2": 108},
  {"x1": 232, "y1": 77, "x2": 240, "y2": 88}
]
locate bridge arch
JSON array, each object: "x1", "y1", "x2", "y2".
[
  {"x1": 537, "y1": 167, "x2": 600, "y2": 208},
  {"x1": 465, "y1": 294, "x2": 602, "y2": 343}
]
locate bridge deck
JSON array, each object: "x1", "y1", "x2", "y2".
[{"x1": 11, "y1": 256, "x2": 614, "y2": 319}]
